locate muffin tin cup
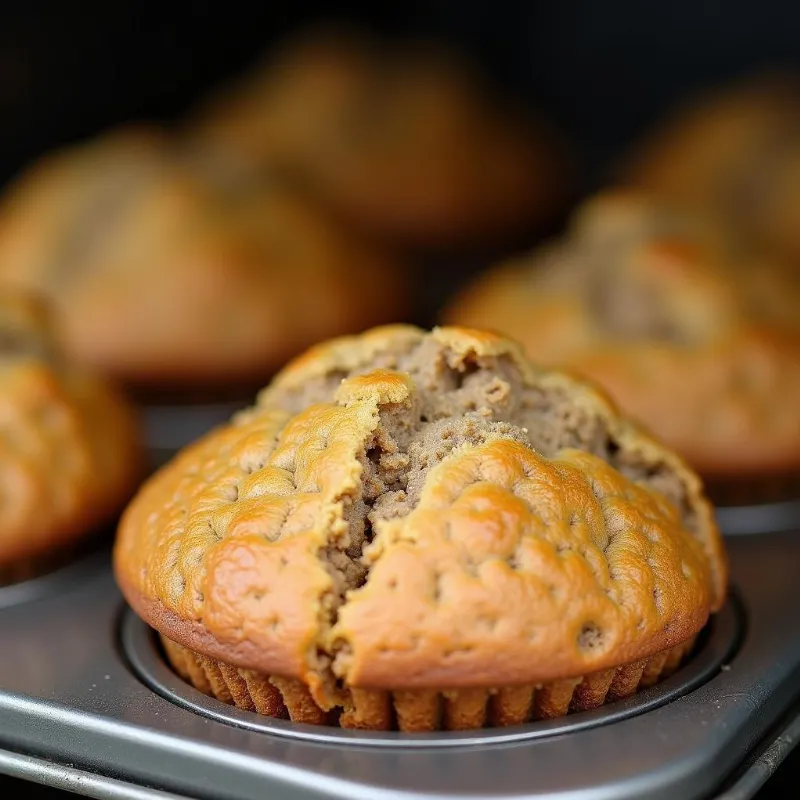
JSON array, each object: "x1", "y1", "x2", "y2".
[
  {"x1": 121, "y1": 600, "x2": 738, "y2": 749},
  {"x1": 4, "y1": 535, "x2": 798, "y2": 800},
  {"x1": 158, "y1": 633, "x2": 699, "y2": 732}
]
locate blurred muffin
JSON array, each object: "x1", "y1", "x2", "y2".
[
  {"x1": 0, "y1": 126, "x2": 166, "y2": 289},
  {"x1": 0, "y1": 127, "x2": 405, "y2": 395},
  {"x1": 189, "y1": 28, "x2": 570, "y2": 250},
  {"x1": 189, "y1": 29, "x2": 374, "y2": 178},
  {"x1": 445, "y1": 192, "x2": 800, "y2": 500},
  {"x1": 115, "y1": 325, "x2": 726, "y2": 731},
  {"x1": 0, "y1": 292, "x2": 141, "y2": 584},
  {"x1": 623, "y1": 74, "x2": 800, "y2": 268}
]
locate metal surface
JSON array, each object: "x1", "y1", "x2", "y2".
[
  {"x1": 0, "y1": 749, "x2": 190, "y2": 800},
  {"x1": 0, "y1": 549, "x2": 109, "y2": 611},
  {"x1": 0, "y1": 532, "x2": 799, "y2": 800},
  {"x1": 717, "y1": 499, "x2": 800, "y2": 536},
  {"x1": 715, "y1": 704, "x2": 800, "y2": 800},
  {"x1": 141, "y1": 401, "x2": 248, "y2": 452},
  {"x1": 122, "y1": 603, "x2": 739, "y2": 748}
]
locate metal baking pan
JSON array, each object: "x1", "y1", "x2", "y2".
[
  {"x1": 141, "y1": 401, "x2": 252, "y2": 469},
  {"x1": 1, "y1": 531, "x2": 800, "y2": 799},
  {"x1": 717, "y1": 499, "x2": 800, "y2": 536}
]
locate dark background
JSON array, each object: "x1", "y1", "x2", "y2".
[
  {"x1": 2, "y1": 1, "x2": 800, "y2": 190},
  {"x1": 1, "y1": 1, "x2": 799, "y2": 796}
]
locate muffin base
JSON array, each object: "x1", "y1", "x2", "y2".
[{"x1": 160, "y1": 634, "x2": 698, "y2": 731}]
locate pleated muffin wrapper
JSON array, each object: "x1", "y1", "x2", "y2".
[{"x1": 160, "y1": 633, "x2": 698, "y2": 732}]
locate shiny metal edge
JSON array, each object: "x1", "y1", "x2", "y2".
[
  {"x1": 0, "y1": 548, "x2": 109, "y2": 610},
  {"x1": 141, "y1": 401, "x2": 248, "y2": 451},
  {"x1": 122, "y1": 598, "x2": 741, "y2": 749},
  {"x1": 717, "y1": 499, "x2": 800, "y2": 536},
  {"x1": 714, "y1": 703, "x2": 800, "y2": 800},
  {"x1": 0, "y1": 748, "x2": 190, "y2": 800}
]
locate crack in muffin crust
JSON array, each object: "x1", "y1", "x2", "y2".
[{"x1": 115, "y1": 325, "x2": 726, "y2": 729}]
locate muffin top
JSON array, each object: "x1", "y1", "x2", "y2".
[
  {"x1": 623, "y1": 74, "x2": 800, "y2": 267},
  {"x1": 0, "y1": 292, "x2": 141, "y2": 567},
  {"x1": 189, "y1": 29, "x2": 568, "y2": 248},
  {"x1": 445, "y1": 192, "x2": 800, "y2": 477},
  {"x1": 0, "y1": 127, "x2": 404, "y2": 392},
  {"x1": 115, "y1": 325, "x2": 725, "y2": 706}
]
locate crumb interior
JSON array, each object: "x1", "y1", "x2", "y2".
[{"x1": 258, "y1": 335, "x2": 700, "y2": 704}]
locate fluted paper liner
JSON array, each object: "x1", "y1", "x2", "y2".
[{"x1": 160, "y1": 633, "x2": 698, "y2": 732}]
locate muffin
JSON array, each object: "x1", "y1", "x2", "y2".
[
  {"x1": 0, "y1": 292, "x2": 141, "y2": 584},
  {"x1": 114, "y1": 325, "x2": 726, "y2": 731},
  {"x1": 0, "y1": 127, "x2": 405, "y2": 395},
  {"x1": 623, "y1": 74, "x2": 800, "y2": 268},
  {"x1": 189, "y1": 28, "x2": 569, "y2": 250},
  {"x1": 445, "y1": 192, "x2": 800, "y2": 502}
]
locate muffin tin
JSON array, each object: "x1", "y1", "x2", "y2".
[
  {"x1": 141, "y1": 400, "x2": 253, "y2": 466},
  {"x1": 0, "y1": 521, "x2": 799, "y2": 799}
]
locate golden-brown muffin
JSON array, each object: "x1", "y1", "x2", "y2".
[
  {"x1": 0, "y1": 128, "x2": 405, "y2": 393},
  {"x1": 189, "y1": 29, "x2": 569, "y2": 249},
  {"x1": 623, "y1": 74, "x2": 800, "y2": 268},
  {"x1": 0, "y1": 291, "x2": 141, "y2": 583},
  {"x1": 445, "y1": 191, "x2": 800, "y2": 488},
  {"x1": 114, "y1": 325, "x2": 726, "y2": 731}
]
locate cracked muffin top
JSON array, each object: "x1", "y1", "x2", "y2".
[
  {"x1": 114, "y1": 325, "x2": 725, "y2": 703},
  {"x1": 445, "y1": 191, "x2": 800, "y2": 478},
  {"x1": 0, "y1": 126, "x2": 405, "y2": 393},
  {"x1": 622, "y1": 74, "x2": 800, "y2": 269},
  {"x1": 189, "y1": 28, "x2": 569, "y2": 249},
  {"x1": 0, "y1": 291, "x2": 141, "y2": 570}
]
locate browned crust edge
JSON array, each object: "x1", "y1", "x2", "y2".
[
  {"x1": 118, "y1": 569, "x2": 709, "y2": 690},
  {"x1": 160, "y1": 631, "x2": 698, "y2": 731}
]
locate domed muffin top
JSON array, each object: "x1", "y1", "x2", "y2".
[{"x1": 115, "y1": 326, "x2": 725, "y2": 705}]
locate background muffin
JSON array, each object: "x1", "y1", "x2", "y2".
[
  {"x1": 0, "y1": 127, "x2": 406, "y2": 395},
  {"x1": 444, "y1": 192, "x2": 800, "y2": 499},
  {"x1": 189, "y1": 28, "x2": 571, "y2": 251},
  {"x1": 622, "y1": 74, "x2": 800, "y2": 269},
  {"x1": 0, "y1": 292, "x2": 141, "y2": 584},
  {"x1": 0, "y1": 126, "x2": 166, "y2": 293},
  {"x1": 115, "y1": 326, "x2": 726, "y2": 731}
]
